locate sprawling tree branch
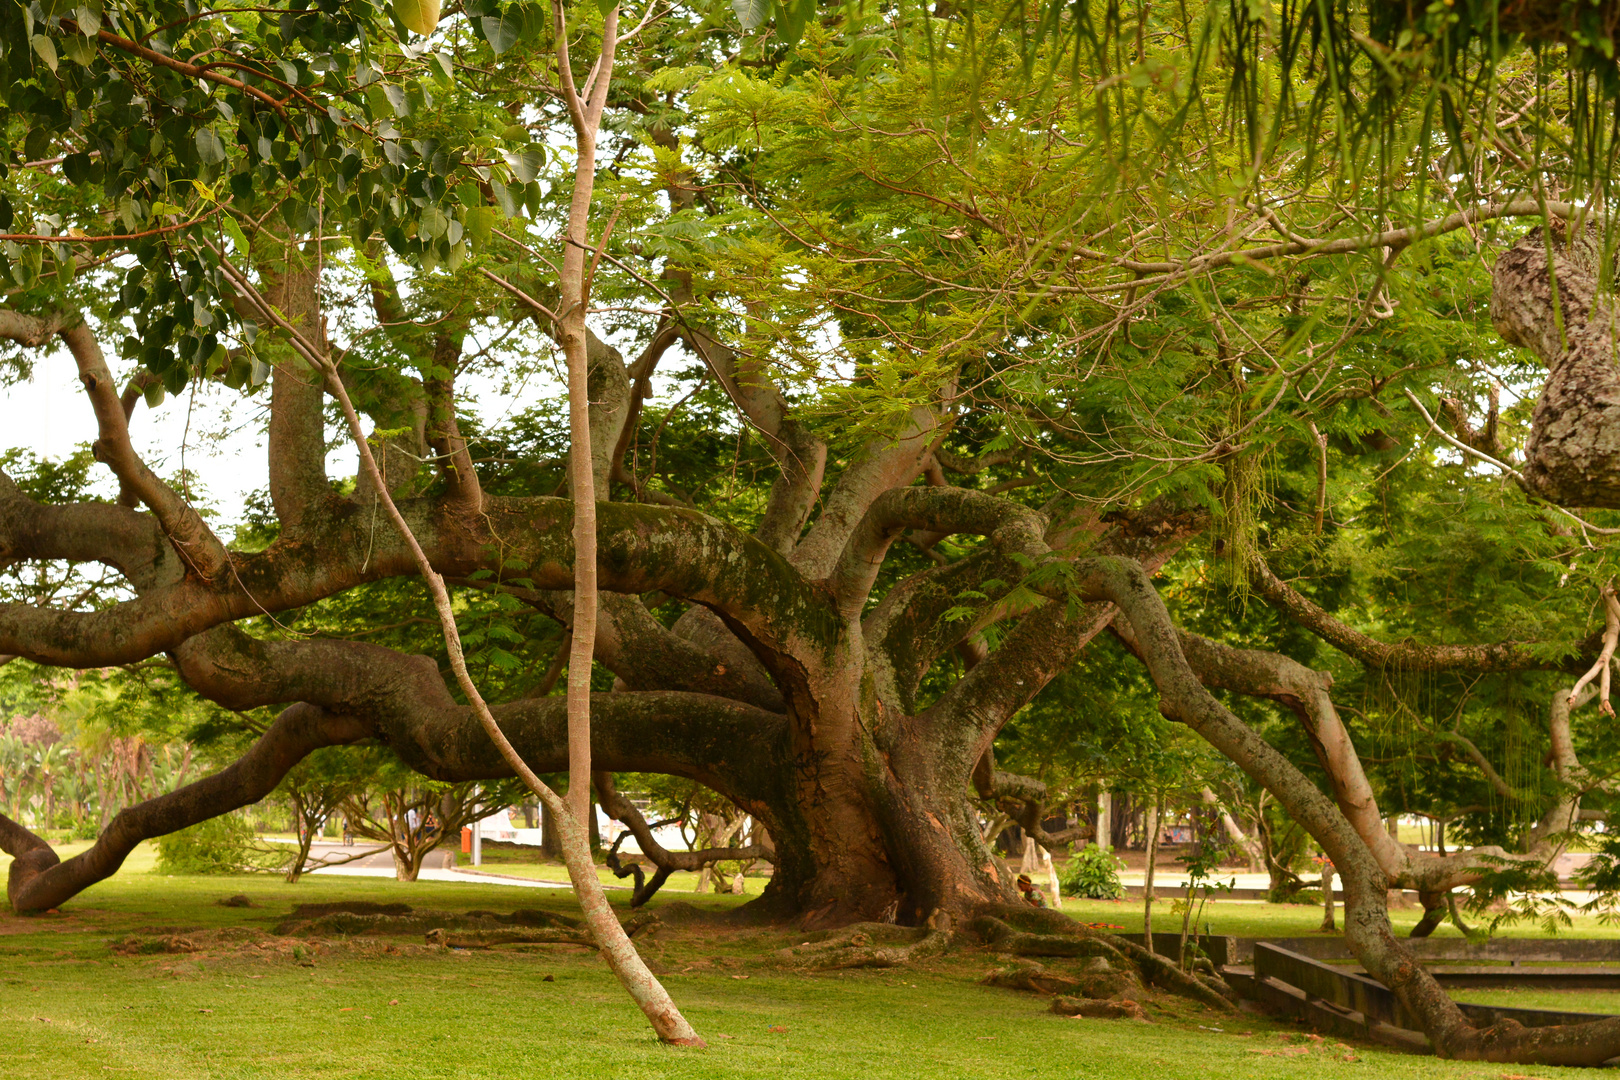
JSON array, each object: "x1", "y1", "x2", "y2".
[
  {"x1": 23, "y1": 313, "x2": 231, "y2": 580},
  {"x1": 1248, "y1": 553, "x2": 1580, "y2": 673},
  {"x1": 1084, "y1": 555, "x2": 1620, "y2": 1065},
  {"x1": 791, "y1": 404, "x2": 947, "y2": 578},
  {"x1": 829, "y1": 486, "x2": 1047, "y2": 620},
  {"x1": 594, "y1": 771, "x2": 772, "y2": 906},
  {"x1": 259, "y1": 262, "x2": 330, "y2": 533},
  {"x1": 0, "y1": 495, "x2": 839, "y2": 672},
  {"x1": 971, "y1": 750, "x2": 1094, "y2": 849},
  {"x1": 2, "y1": 704, "x2": 370, "y2": 911}
]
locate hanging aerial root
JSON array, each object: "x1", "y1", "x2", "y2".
[{"x1": 777, "y1": 923, "x2": 952, "y2": 970}]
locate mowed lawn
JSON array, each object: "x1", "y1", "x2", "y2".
[{"x1": 1, "y1": 844, "x2": 1616, "y2": 1080}]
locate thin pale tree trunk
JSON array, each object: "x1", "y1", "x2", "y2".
[
  {"x1": 286, "y1": 793, "x2": 311, "y2": 883},
  {"x1": 1142, "y1": 793, "x2": 1160, "y2": 954},
  {"x1": 212, "y1": 57, "x2": 700, "y2": 1040},
  {"x1": 553, "y1": 0, "x2": 624, "y2": 827},
  {"x1": 1320, "y1": 855, "x2": 1336, "y2": 932}
]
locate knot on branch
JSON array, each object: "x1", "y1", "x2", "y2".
[{"x1": 1492, "y1": 225, "x2": 1620, "y2": 507}]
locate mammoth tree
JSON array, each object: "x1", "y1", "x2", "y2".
[{"x1": 9, "y1": 0, "x2": 1620, "y2": 1064}]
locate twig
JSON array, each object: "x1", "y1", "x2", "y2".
[{"x1": 1403, "y1": 389, "x2": 1620, "y2": 538}]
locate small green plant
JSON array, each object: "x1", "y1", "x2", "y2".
[
  {"x1": 1060, "y1": 844, "x2": 1125, "y2": 899},
  {"x1": 155, "y1": 815, "x2": 289, "y2": 875}
]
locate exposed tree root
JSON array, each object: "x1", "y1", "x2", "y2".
[
  {"x1": 426, "y1": 927, "x2": 595, "y2": 949},
  {"x1": 777, "y1": 923, "x2": 951, "y2": 970},
  {"x1": 274, "y1": 905, "x2": 600, "y2": 937},
  {"x1": 970, "y1": 916, "x2": 1120, "y2": 959},
  {"x1": 278, "y1": 900, "x2": 414, "y2": 923},
  {"x1": 981, "y1": 957, "x2": 1144, "y2": 1002},
  {"x1": 1050, "y1": 995, "x2": 1150, "y2": 1021},
  {"x1": 970, "y1": 913, "x2": 1237, "y2": 1013},
  {"x1": 979, "y1": 959, "x2": 1083, "y2": 995},
  {"x1": 108, "y1": 926, "x2": 433, "y2": 963}
]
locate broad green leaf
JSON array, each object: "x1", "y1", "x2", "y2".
[
  {"x1": 60, "y1": 34, "x2": 96, "y2": 66},
  {"x1": 481, "y1": 14, "x2": 521, "y2": 55},
  {"x1": 491, "y1": 181, "x2": 518, "y2": 218},
  {"x1": 731, "y1": 0, "x2": 771, "y2": 32},
  {"x1": 501, "y1": 149, "x2": 544, "y2": 183},
  {"x1": 419, "y1": 205, "x2": 448, "y2": 239},
  {"x1": 194, "y1": 129, "x2": 228, "y2": 165},
  {"x1": 381, "y1": 84, "x2": 410, "y2": 116},
  {"x1": 31, "y1": 34, "x2": 59, "y2": 73},
  {"x1": 464, "y1": 205, "x2": 495, "y2": 251},
  {"x1": 777, "y1": 0, "x2": 814, "y2": 46}
]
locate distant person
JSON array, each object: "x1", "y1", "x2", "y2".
[
  {"x1": 1016, "y1": 873, "x2": 1047, "y2": 908},
  {"x1": 342, "y1": 818, "x2": 354, "y2": 847}
]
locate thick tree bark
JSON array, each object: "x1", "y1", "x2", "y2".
[{"x1": 1493, "y1": 223, "x2": 1620, "y2": 508}]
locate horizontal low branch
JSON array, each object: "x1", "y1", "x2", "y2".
[
  {"x1": 0, "y1": 493, "x2": 840, "y2": 680},
  {"x1": 3, "y1": 704, "x2": 370, "y2": 912}
]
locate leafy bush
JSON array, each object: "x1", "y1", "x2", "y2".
[
  {"x1": 155, "y1": 815, "x2": 288, "y2": 875},
  {"x1": 1060, "y1": 844, "x2": 1125, "y2": 899}
]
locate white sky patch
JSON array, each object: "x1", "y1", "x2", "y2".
[{"x1": 1, "y1": 320, "x2": 710, "y2": 538}]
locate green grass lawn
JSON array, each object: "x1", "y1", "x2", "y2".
[
  {"x1": 2, "y1": 844, "x2": 1618, "y2": 1079},
  {"x1": 1450, "y1": 988, "x2": 1620, "y2": 1015},
  {"x1": 1059, "y1": 896, "x2": 1620, "y2": 940}
]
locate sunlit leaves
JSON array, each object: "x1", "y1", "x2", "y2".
[{"x1": 394, "y1": 0, "x2": 442, "y2": 37}]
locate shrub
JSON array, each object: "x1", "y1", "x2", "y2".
[
  {"x1": 1060, "y1": 844, "x2": 1125, "y2": 899},
  {"x1": 156, "y1": 815, "x2": 288, "y2": 875}
]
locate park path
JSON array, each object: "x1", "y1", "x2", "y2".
[{"x1": 297, "y1": 842, "x2": 572, "y2": 889}]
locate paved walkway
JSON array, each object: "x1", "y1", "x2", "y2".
[{"x1": 294, "y1": 842, "x2": 572, "y2": 889}]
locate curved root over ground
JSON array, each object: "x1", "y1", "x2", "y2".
[
  {"x1": 425, "y1": 926, "x2": 595, "y2": 949},
  {"x1": 1051, "y1": 995, "x2": 1150, "y2": 1021},
  {"x1": 777, "y1": 923, "x2": 952, "y2": 970},
  {"x1": 970, "y1": 906, "x2": 1237, "y2": 1017}
]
